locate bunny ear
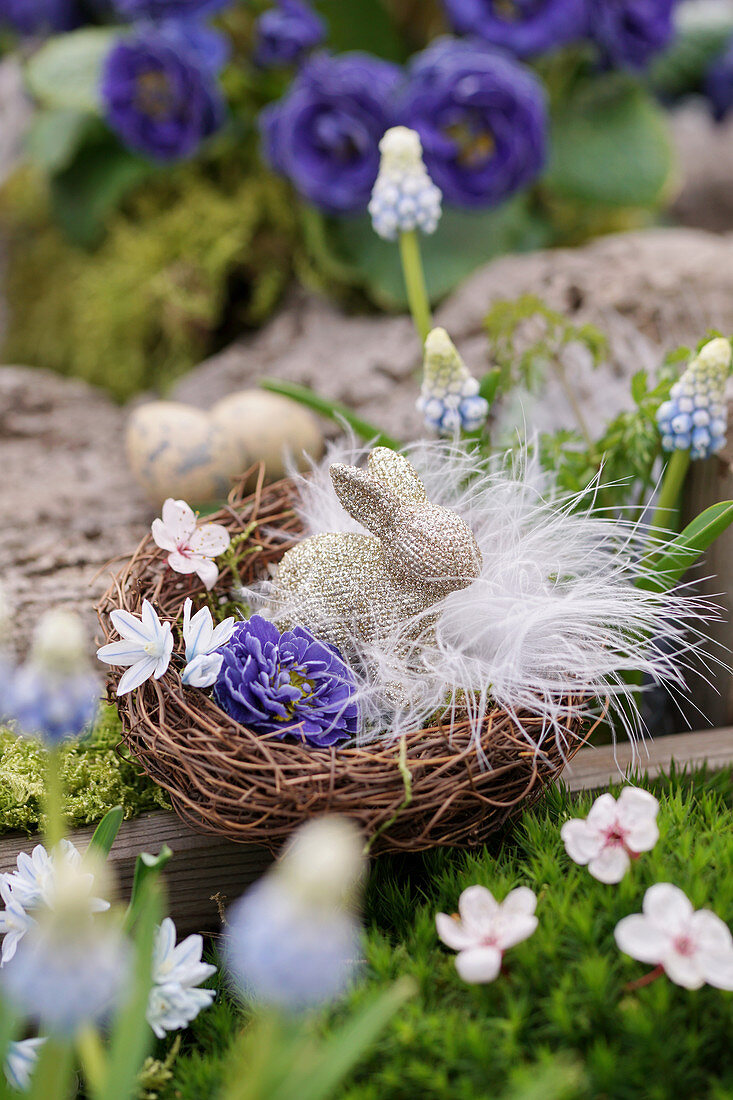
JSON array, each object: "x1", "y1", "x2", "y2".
[
  {"x1": 330, "y1": 463, "x2": 400, "y2": 536},
  {"x1": 367, "y1": 448, "x2": 428, "y2": 505}
]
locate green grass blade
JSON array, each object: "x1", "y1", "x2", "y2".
[
  {"x1": 260, "y1": 379, "x2": 401, "y2": 450},
  {"x1": 27, "y1": 1039, "x2": 74, "y2": 1100},
  {"x1": 639, "y1": 500, "x2": 733, "y2": 591},
  {"x1": 0, "y1": 998, "x2": 20, "y2": 1100},
  {"x1": 126, "y1": 847, "x2": 172, "y2": 929},
  {"x1": 87, "y1": 806, "x2": 124, "y2": 862},
  {"x1": 273, "y1": 978, "x2": 416, "y2": 1100}
]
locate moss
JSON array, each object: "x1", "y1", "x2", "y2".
[
  {"x1": 0, "y1": 156, "x2": 299, "y2": 400},
  {"x1": 162, "y1": 768, "x2": 733, "y2": 1100},
  {"x1": 0, "y1": 705, "x2": 168, "y2": 835}
]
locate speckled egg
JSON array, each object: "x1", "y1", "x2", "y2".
[
  {"x1": 209, "y1": 389, "x2": 324, "y2": 483},
  {"x1": 125, "y1": 401, "x2": 243, "y2": 506}
]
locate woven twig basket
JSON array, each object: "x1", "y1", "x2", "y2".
[{"x1": 97, "y1": 469, "x2": 589, "y2": 855}]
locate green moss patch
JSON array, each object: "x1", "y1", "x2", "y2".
[{"x1": 0, "y1": 705, "x2": 168, "y2": 836}]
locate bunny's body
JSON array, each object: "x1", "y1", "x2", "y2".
[{"x1": 269, "y1": 448, "x2": 483, "y2": 658}]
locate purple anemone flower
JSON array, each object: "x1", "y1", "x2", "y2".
[
  {"x1": 254, "y1": 0, "x2": 326, "y2": 68},
  {"x1": 398, "y1": 37, "x2": 547, "y2": 208},
  {"x1": 101, "y1": 27, "x2": 225, "y2": 162},
  {"x1": 588, "y1": 0, "x2": 676, "y2": 70},
  {"x1": 441, "y1": 0, "x2": 588, "y2": 58},
  {"x1": 112, "y1": 0, "x2": 230, "y2": 18},
  {"x1": 705, "y1": 37, "x2": 733, "y2": 122},
  {"x1": 213, "y1": 616, "x2": 358, "y2": 748},
  {"x1": 259, "y1": 51, "x2": 402, "y2": 213},
  {"x1": 0, "y1": 0, "x2": 79, "y2": 34}
]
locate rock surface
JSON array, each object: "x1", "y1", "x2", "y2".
[{"x1": 4, "y1": 226, "x2": 733, "y2": 651}]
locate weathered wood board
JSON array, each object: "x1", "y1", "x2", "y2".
[{"x1": 0, "y1": 729, "x2": 729, "y2": 933}]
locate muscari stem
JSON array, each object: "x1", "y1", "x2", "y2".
[
  {"x1": 398, "y1": 229, "x2": 432, "y2": 346},
  {"x1": 43, "y1": 745, "x2": 66, "y2": 850},
  {"x1": 77, "y1": 1026, "x2": 107, "y2": 1099},
  {"x1": 649, "y1": 448, "x2": 691, "y2": 542}
]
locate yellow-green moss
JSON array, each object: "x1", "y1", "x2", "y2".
[
  {"x1": 0, "y1": 158, "x2": 299, "y2": 400},
  {"x1": 0, "y1": 704, "x2": 167, "y2": 836}
]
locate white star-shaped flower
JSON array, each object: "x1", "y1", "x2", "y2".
[
  {"x1": 436, "y1": 884, "x2": 538, "y2": 983},
  {"x1": 96, "y1": 599, "x2": 173, "y2": 696},
  {"x1": 615, "y1": 883, "x2": 733, "y2": 990},
  {"x1": 147, "y1": 918, "x2": 216, "y2": 1039},
  {"x1": 181, "y1": 598, "x2": 236, "y2": 689},
  {"x1": 561, "y1": 788, "x2": 659, "y2": 884},
  {"x1": 152, "y1": 498, "x2": 230, "y2": 591}
]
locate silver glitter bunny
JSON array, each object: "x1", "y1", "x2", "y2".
[{"x1": 270, "y1": 447, "x2": 482, "y2": 656}]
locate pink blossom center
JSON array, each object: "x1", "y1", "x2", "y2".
[
  {"x1": 672, "y1": 934, "x2": 697, "y2": 958},
  {"x1": 603, "y1": 822, "x2": 628, "y2": 848}
]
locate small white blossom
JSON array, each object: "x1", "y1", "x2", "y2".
[
  {"x1": 152, "y1": 498, "x2": 230, "y2": 591},
  {"x1": 0, "y1": 840, "x2": 110, "y2": 965},
  {"x1": 615, "y1": 883, "x2": 733, "y2": 990},
  {"x1": 181, "y1": 598, "x2": 236, "y2": 689},
  {"x1": 436, "y1": 884, "x2": 538, "y2": 983},
  {"x1": 369, "y1": 126, "x2": 442, "y2": 240},
  {"x1": 96, "y1": 599, "x2": 173, "y2": 696},
  {"x1": 147, "y1": 918, "x2": 216, "y2": 1039},
  {"x1": 561, "y1": 788, "x2": 659, "y2": 884},
  {"x1": 4, "y1": 1038, "x2": 45, "y2": 1092},
  {"x1": 417, "y1": 328, "x2": 489, "y2": 436}
]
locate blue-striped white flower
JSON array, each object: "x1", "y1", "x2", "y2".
[
  {"x1": 181, "y1": 598, "x2": 237, "y2": 689},
  {"x1": 4, "y1": 1038, "x2": 44, "y2": 1092},
  {"x1": 97, "y1": 599, "x2": 173, "y2": 696},
  {"x1": 147, "y1": 917, "x2": 216, "y2": 1038},
  {"x1": 656, "y1": 337, "x2": 731, "y2": 459},
  {"x1": 417, "y1": 327, "x2": 489, "y2": 435},
  {"x1": 368, "y1": 127, "x2": 442, "y2": 241}
]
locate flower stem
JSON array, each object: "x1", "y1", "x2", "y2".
[
  {"x1": 43, "y1": 745, "x2": 66, "y2": 849},
  {"x1": 648, "y1": 449, "x2": 691, "y2": 542},
  {"x1": 398, "y1": 229, "x2": 432, "y2": 346},
  {"x1": 623, "y1": 964, "x2": 664, "y2": 992},
  {"x1": 77, "y1": 1026, "x2": 107, "y2": 1099}
]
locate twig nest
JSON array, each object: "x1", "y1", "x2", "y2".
[
  {"x1": 126, "y1": 392, "x2": 324, "y2": 505},
  {"x1": 209, "y1": 389, "x2": 324, "y2": 485},
  {"x1": 126, "y1": 402, "x2": 242, "y2": 506}
]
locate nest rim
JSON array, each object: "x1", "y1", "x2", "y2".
[{"x1": 97, "y1": 468, "x2": 591, "y2": 855}]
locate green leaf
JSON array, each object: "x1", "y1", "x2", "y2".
[
  {"x1": 126, "y1": 846, "x2": 172, "y2": 927},
  {"x1": 313, "y1": 0, "x2": 405, "y2": 60},
  {"x1": 639, "y1": 501, "x2": 733, "y2": 591},
  {"x1": 260, "y1": 378, "x2": 402, "y2": 449},
  {"x1": 49, "y1": 134, "x2": 152, "y2": 248},
  {"x1": 25, "y1": 108, "x2": 100, "y2": 174},
  {"x1": 651, "y1": 21, "x2": 733, "y2": 98},
  {"x1": 323, "y1": 200, "x2": 550, "y2": 310},
  {"x1": 545, "y1": 74, "x2": 673, "y2": 209},
  {"x1": 630, "y1": 370, "x2": 648, "y2": 405},
  {"x1": 27, "y1": 1040, "x2": 74, "y2": 1100},
  {"x1": 479, "y1": 367, "x2": 503, "y2": 406},
  {"x1": 87, "y1": 805, "x2": 124, "y2": 862},
  {"x1": 25, "y1": 28, "x2": 117, "y2": 113}
]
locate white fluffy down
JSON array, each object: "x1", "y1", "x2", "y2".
[{"x1": 247, "y1": 439, "x2": 721, "y2": 757}]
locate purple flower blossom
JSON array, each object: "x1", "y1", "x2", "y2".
[
  {"x1": 0, "y1": 0, "x2": 79, "y2": 34},
  {"x1": 254, "y1": 0, "x2": 326, "y2": 68},
  {"x1": 260, "y1": 51, "x2": 402, "y2": 213},
  {"x1": 705, "y1": 36, "x2": 733, "y2": 122},
  {"x1": 112, "y1": 0, "x2": 230, "y2": 19},
  {"x1": 157, "y1": 18, "x2": 230, "y2": 75},
  {"x1": 441, "y1": 0, "x2": 588, "y2": 58},
  {"x1": 101, "y1": 27, "x2": 225, "y2": 163},
  {"x1": 398, "y1": 37, "x2": 547, "y2": 208},
  {"x1": 213, "y1": 616, "x2": 358, "y2": 747},
  {"x1": 588, "y1": 0, "x2": 676, "y2": 70}
]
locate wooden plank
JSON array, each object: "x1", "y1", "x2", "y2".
[{"x1": 0, "y1": 729, "x2": 729, "y2": 933}]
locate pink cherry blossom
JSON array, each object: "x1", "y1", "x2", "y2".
[
  {"x1": 436, "y1": 884, "x2": 537, "y2": 983},
  {"x1": 561, "y1": 788, "x2": 659, "y2": 884},
  {"x1": 615, "y1": 883, "x2": 733, "y2": 990},
  {"x1": 151, "y1": 499, "x2": 230, "y2": 591}
]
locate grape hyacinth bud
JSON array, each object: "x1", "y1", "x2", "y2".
[
  {"x1": 368, "y1": 126, "x2": 442, "y2": 241},
  {"x1": 417, "y1": 327, "x2": 489, "y2": 435},
  {"x1": 656, "y1": 337, "x2": 731, "y2": 460}
]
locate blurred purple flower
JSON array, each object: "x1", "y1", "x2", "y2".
[
  {"x1": 0, "y1": 0, "x2": 79, "y2": 34},
  {"x1": 260, "y1": 51, "x2": 402, "y2": 212},
  {"x1": 399, "y1": 37, "x2": 547, "y2": 208},
  {"x1": 254, "y1": 0, "x2": 326, "y2": 68},
  {"x1": 589, "y1": 0, "x2": 676, "y2": 70},
  {"x1": 157, "y1": 18, "x2": 230, "y2": 75},
  {"x1": 101, "y1": 27, "x2": 225, "y2": 162},
  {"x1": 705, "y1": 36, "x2": 733, "y2": 121},
  {"x1": 112, "y1": 0, "x2": 230, "y2": 19},
  {"x1": 441, "y1": 0, "x2": 588, "y2": 58},
  {"x1": 213, "y1": 615, "x2": 358, "y2": 747}
]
